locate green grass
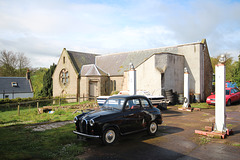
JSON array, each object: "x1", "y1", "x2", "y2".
[
  {"x1": 198, "y1": 136, "x2": 211, "y2": 145},
  {"x1": 191, "y1": 103, "x2": 214, "y2": 109},
  {"x1": 0, "y1": 101, "x2": 97, "y2": 127},
  {"x1": 177, "y1": 103, "x2": 214, "y2": 109},
  {"x1": 0, "y1": 123, "x2": 85, "y2": 160},
  {"x1": 0, "y1": 106, "x2": 83, "y2": 127},
  {"x1": 232, "y1": 143, "x2": 240, "y2": 147}
]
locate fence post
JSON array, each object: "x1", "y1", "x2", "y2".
[
  {"x1": 59, "y1": 97, "x2": 61, "y2": 106},
  {"x1": 17, "y1": 103, "x2": 20, "y2": 116},
  {"x1": 37, "y1": 100, "x2": 39, "y2": 114}
]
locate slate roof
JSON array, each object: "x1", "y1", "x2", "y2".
[
  {"x1": 0, "y1": 77, "x2": 33, "y2": 94},
  {"x1": 80, "y1": 64, "x2": 108, "y2": 76},
  {"x1": 95, "y1": 46, "x2": 178, "y2": 76},
  {"x1": 67, "y1": 50, "x2": 98, "y2": 73}
]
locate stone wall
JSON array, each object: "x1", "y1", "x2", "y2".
[{"x1": 52, "y1": 49, "x2": 79, "y2": 99}]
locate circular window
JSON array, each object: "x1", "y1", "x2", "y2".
[{"x1": 60, "y1": 69, "x2": 69, "y2": 85}]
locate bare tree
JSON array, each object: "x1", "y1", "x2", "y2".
[
  {"x1": 17, "y1": 52, "x2": 30, "y2": 76},
  {"x1": 0, "y1": 50, "x2": 31, "y2": 77}
]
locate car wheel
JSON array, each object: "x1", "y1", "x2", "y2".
[
  {"x1": 227, "y1": 99, "x2": 231, "y2": 106},
  {"x1": 102, "y1": 127, "x2": 118, "y2": 145},
  {"x1": 148, "y1": 121, "x2": 158, "y2": 136}
]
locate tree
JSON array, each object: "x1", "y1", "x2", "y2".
[
  {"x1": 0, "y1": 50, "x2": 30, "y2": 77},
  {"x1": 232, "y1": 55, "x2": 240, "y2": 87},
  {"x1": 30, "y1": 67, "x2": 48, "y2": 98},
  {"x1": 211, "y1": 54, "x2": 234, "y2": 81},
  {"x1": 17, "y1": 52, "x2": 30, "y2": 76},
  {"x1": 40, "y1": 64, "x2": 56, "y2": 97}
]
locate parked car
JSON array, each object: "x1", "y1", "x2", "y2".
[
  {"x1": 206, "y1": 88, "x2": 240, "y2": 106},
  {"x1": 73, "y1": 95, "x2": 163, "y2": 145},
  {"x1": 97, "y1": 90, "x2": 168, "y2": 110}
]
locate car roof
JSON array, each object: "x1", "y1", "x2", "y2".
[{"x1": 108, "y1": 95, "x2": 148, "y2": 99}]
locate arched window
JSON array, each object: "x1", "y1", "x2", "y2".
[
  {"x1": 113, "y1": 80, "x2": 116, "y2": 91},
  {"x1": 60, "y1": 69, "x2": 69, "y2": 85}
]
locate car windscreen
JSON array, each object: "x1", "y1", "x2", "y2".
[{"x1": 102, "y1": 98, "x2": 125, "y2": 110}]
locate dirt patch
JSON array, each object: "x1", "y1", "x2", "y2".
[{"x1": 26, "y1": 121, "x2": 73, "y2": 131}]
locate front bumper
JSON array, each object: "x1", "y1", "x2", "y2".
[{"x1": 73, "y1": 130, "x2": 100, "y2": 138}]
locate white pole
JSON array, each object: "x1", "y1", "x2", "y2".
[
  {"x1": 129, "y1": 63, "x2": 136, "y2": 95},
  {"x1": 215, "y1": 55, "x2": 227, "y2": 132},
  {"x1": 183, "y1": 67, "x2": 189, "y2": 108}
]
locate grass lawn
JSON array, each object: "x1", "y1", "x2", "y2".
[
  {"x1": 0, "y1": 102, "x2": 92, "y2": 159},
  {"x1": 0, "y1": 101, "x2": 96, "y2": 127},
  {"x1": 176, "y1": 103, "x2": 215, "y2": 109},
  {"x1": 0, "y1": 107, "x2": 81, "y2": 127},
  {"x1": 0, "y1": 123, "x2": 85, "y2": 160}
]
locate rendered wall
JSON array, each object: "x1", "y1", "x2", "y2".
[
  {"x1": 178, "y1": 44, "x2": 201, "y2": 97},
  {"x1": 0, "y1": 93, "x2": 33, "y2": 99},
  {"x1": 155, "y1": 54, "x2": 184, "y2": 94},
  {"x1": 136, "y1": 55, "x2": 162, "y2": 96}
]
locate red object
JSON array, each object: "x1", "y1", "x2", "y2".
[{"x1": 206, "y1": 88, "x2": 240, "y2": 106}]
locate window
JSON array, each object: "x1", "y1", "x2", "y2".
[
  {"x1": 140, "y1": 98, "x2": 150, "y2": 109},
  {"x1": 11, "y1": 82, "x2": 18, "y2": 87},
  {"x1": 60, "y1": 69, "x2": 69, "y2": 85},
  {"x1": 125, "y1": 99, "x2": 141, "y2": 110},
  {"x1": 63, "y1": 56, "x2": 65, "y2": 64},
  {"x1": 113, "y1": 80, "x2": 116, "y2": 91},
  {"x1": 226, "y1": 90, "x2": 230, "y2": 95},
  {"x1": 103, "y1": 98, "x2": 125, "y2": 110}
]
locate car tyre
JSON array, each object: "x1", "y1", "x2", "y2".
[
  {"x1": 227, "y1": 99, "x2": 231, "y2": 106},
  {"x1": 148, "y1": 121, "x2": 158, "y2": 136},
  {"x1": 102, "y1": 127, "x2": 118, "y2": 145}
]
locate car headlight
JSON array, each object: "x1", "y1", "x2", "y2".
[
  {"x1": 89, "y1": 119, "x2": 95, "y2": 126},
  {"x1": 207, "y1": 98, "x2": 210, "y2": 101},
  {"x1": 74, "y1": 116, "x2": 78, "y2": 123}
]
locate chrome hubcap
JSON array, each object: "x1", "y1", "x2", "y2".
[
  {"x1": 150, "y1": 122, "x2": 157, "y2": 133},
  {"x1": 105, "y1": 130, "x2": 115, "y2": 143}
]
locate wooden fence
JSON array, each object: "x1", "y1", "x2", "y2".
[{"x1": 0, "y1": 96, "x2": 99, "y2": 116}]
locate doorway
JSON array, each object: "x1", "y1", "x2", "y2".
[{"x1": 89, "y1": 81, "x2": 98, "y2": 97}]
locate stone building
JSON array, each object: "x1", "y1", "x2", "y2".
[{"x1": 52, "y1": 39, "x2": 213, "y2": 101}]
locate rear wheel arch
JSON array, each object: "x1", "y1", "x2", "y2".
[{"x1": 227, "y1": 99, "x2": 231, "y2": 106}]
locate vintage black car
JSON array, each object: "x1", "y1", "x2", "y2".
[{"x1": 73, "y1": 95, "x2": 163, "y2": 144}]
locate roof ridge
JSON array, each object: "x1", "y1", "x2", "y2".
[{"x1": 96, "y1": 40, "x2": 202, "y2": 57}]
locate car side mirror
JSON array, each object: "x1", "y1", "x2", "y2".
[{"x1": 211, "y1": 92, "x2": 214, "y2": 95}]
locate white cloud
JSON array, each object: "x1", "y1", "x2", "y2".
[{"x1": 0, "y1": 0, "x2": 240, "y2": 67}]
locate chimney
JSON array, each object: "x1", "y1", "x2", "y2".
[{"x1": 26, "y1": 69, "x2": 30, "y2": 80}]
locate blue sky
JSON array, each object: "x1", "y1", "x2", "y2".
[{"x1": 0, "y1": 0, "x2": 240, "y2": 68}]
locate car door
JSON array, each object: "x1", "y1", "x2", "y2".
[
  {"x1": 120, "y1": 98, "x2": 143, "y2": 134},
  {"x1": 139, "y1": 98, "x2": 155, "y2": 128},
  {"x1": 236, "y1": 88, "x2": 240, "y2": 102},
  {"x1": 230, "y1": 89, "x2": 237, "y2": 103},
  {"x1": 233, "y1": 88, "x2": 240, "y2": 103}
]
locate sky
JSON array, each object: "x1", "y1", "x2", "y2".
[{"x1": 0, "y1": 0, "x2": 240, "y2": 68}]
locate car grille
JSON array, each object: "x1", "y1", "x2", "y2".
[
  {"x1": 210, "y1": 99, "x2": 215, "y2": 101},
  {"x1": 79, "y1": 119, "x2": 88, "y2": 134}
]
